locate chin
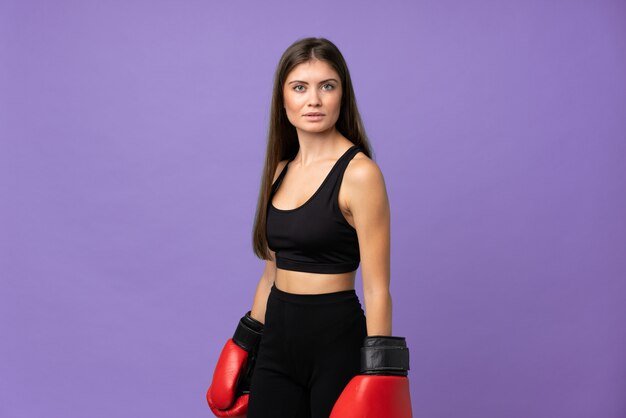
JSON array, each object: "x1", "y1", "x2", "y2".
[{"x1": 297, "y1": 124, "x2": 334, "y2": 134}]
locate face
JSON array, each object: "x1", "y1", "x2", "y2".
[{"x1": 282, "y1": 59, "x2": 342, "y2": 135}]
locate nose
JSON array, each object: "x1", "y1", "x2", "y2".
[{"x1": 307, "y1": 89, "x2": 322, "y2": 107}]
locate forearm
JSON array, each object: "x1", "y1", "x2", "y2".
[
  {"x1": 363, "y1": 289, "x2": 392, "y2": 336},
  {"x1": 250, "y1": 276, "x2": 274, "y2": 324}
]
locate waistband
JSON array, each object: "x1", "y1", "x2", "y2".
[{"x1": 270, "y1": 283, "x2": 358, "y2": 305}]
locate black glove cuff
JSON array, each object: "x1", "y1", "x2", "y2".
[
  {"x1": 360, "y1": 335, "x2": 410, "y2": 376},
  {"x1": 232, "y1": 311, "x2": 264, "y2": 353}
]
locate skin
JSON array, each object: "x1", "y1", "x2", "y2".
[{"x1": 249, "y1": 59, "x2": 392, "y2": 336}]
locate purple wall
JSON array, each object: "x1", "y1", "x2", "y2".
[{"x1": 1, "y1": 1, "x2": 625, "y2": 417}]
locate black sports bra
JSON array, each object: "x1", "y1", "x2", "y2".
[{"x1": 266, "y1": 144, "x2": 362, "y2": 274}]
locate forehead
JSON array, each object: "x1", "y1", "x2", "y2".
[{"x1": 285, "y1": 60, "x2": 339, "y2": 81}]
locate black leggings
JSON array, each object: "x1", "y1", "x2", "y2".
[{"x1": 247, "y1": 283, "x2": 367, "y2": 418}]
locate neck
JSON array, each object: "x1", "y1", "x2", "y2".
[{"x1": 293, "y1": 127, "x2": 347, "y2": 167}]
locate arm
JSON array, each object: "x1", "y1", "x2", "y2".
[
  {"x1": 346, "y1": 158, "x2": 392, "y2": 336},
  {"x1": 249, "y1": 160, "x2": 285, "y2": 324},
  {"x1": 249, "y1": 249, "x2": 277, "y2": 324},
  {"x1": 329, "y1": 160, "x2": 413, "y2": 417},
  {"x1": 207, "y1": 253, "x2": 275, "y2": 416}
]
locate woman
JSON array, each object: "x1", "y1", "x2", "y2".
[{"x1": 207, "y1": 37, "x2": 412, "y2": 418}]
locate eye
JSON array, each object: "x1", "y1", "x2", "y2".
[
  {"x1": 293, "y1": 85, "x2": 305, "y2": 92},
  {"x1": 322, "y1": 83, "x2": 335, "y2": 91}
]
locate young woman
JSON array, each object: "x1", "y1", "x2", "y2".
[{"x1": 207, "y1": 37, "x2": 412, "y2": 418}]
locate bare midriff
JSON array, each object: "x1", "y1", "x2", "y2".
[{"x1": 274, "y1": 269, "x2": 357, "y2": 294}]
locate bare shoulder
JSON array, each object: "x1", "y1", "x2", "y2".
[
  {"x1": 272, "y1": 159, "x2": 289, "y2": 184},
  {"x1": 344, "y1": 150, "x2": 387, "y2": 195},
  {"x1": 340, "y1": 150, "x2": 389, "y2": 214}
]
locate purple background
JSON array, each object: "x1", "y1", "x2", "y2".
[{"x1": 1, "y1": 1, "x2": 625, "y2": 417}]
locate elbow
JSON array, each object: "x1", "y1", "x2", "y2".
[
  {"x1": 261, "y1": 274, "x2": 275, "y2": 287},
  {"x1": 363, "y1": 286, "x2": 392, "y2": 301}
]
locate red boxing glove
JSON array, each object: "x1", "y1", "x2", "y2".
[
  {"x1": 330, "y1": 336, "x2": 413, "y2": 418},
  {"x1": 206, "y1": 311, "x2": 264, "y2": 417}
]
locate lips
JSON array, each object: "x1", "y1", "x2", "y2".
[{"x1": 304, "y1": 113, "x2": 324, "y2": 116}]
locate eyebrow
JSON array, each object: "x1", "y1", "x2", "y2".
[{"x1": 287, "y1": 78, "x2": 339, "y2": 85}]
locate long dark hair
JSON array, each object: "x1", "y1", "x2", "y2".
[{"x1": 252, "y1": 37, "x2": 373, "y2": 260}]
